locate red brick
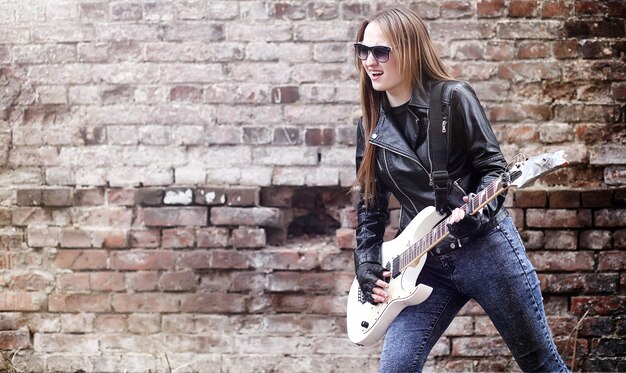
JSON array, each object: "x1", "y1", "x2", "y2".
[
  {"x1": 0, "y1": 291, "x2": 46, "y2": 311},
  {"x1": 210, "y1": 207, "x2": 283, "y2": 227},
  {"x1": 575, "y1": 0, "x2": 607, "y2": 16},
  {"x1": 90, "y1": 272, "x2": 125, "y2": 292},
  {"x1": 27, "y1": 226, "x2": 61, "y2": 247},
  {"x1": 580, "y1": 230, "x2": 613, "y2": 250},
  {"x1": 11, "y1": 207, "x2": 51, "y2": 228},
  {"x1": 125, "y1": 272, "x2": 158, "y2": 292},
  {"x1": 581, "y1": 189, "x2": 613, "y2": 207},
  {"x1": 60, "y1": 228, "x2": 93, "y2": 248},
  {"x1": 572, "y1": 296, "x2": 626, "y2": 316},
  {"x1": 598, "y1": 251, "x2": 626, "y2": 271},
  {"x1": 543, "y1": 230, "x2": 578, "y2": 250},
  {"x1": 0, "y1": 330, "x2": 30, "y2": 350},
  {"x1": 452, "y1": 336, "x2": 509, "y2": 356},
  {"x1": 477, "y1": 0, "x2": 506, "y2": 17},
  {"x1": 268, "y1": 271, "x2": 301, "y2": 292},
  {"x1": 55, "y1": 250, "x2": 108, "y2": 270},
  {"x1": 509, "y1": 0, "x2": 537, "y2": 17},
  {"x1": 159, "y1": 271, "x2": 198, "y2": 291},
  {"x1": 57, "y1": 273, "x2": 90, "y2": 292},
  {"x1": 42, "y1": 188, "x2": 73, "y2": 206},
  {"x1": 170, "y1": 86, "x2": 202, "y2": 102},
  {"x1": 553, "y1": 40, "x2": 579, "y2": 59},
  {"x1": 581, "y1": 316, "x2": 617, "y2": 337},
  {"x1": 271, "y1": 86, "x2": 299, "y2": 104},
  {"x1": 162, "y1": 227, "x2": 195, "y2": 248},
  {"x1": 226, "y1": 187, "x2": 260, "y2": 207},
  {"x1": 526, "y1": 209, "x2": 592, "y2": 228},
  {"x1": 135, "y1": 188, "x2": 164, "y2": 206},
  {"x1": 197, "y1": 227, "x2": 230, "y2": 247},
  {"x1": 441, "y1": 1, "x2": 473, "y2": 19},
  {"x1": 93, "y1": 229, "x2": 129, "y2": 249},
  {"x1": 107, "y1": 188, "x2": 135, "y2": 206},
  {"x1": 595, "y1": 209, "x2": 626, "y2": 227},
  {"x1": 210, "y1": 250, "x2": 250, "y2": 269},
  {"x1": 48, "y1": 294, "x2": 110, "y2": 312},
  {"x1": 513, "y1": 190, "x2": 547, "y2": 208},
  {"x1": 111, "y1": 250, "x2": 175, "y2": 270},
  {"x1": 305, "y1": 128, "x2": 334, "y2": 146},
  {"x1": 260, "y1": 187, "x2": 293, "y2": 207},
  {"x1": 112, "y1": 294, "x2": 180, "y2": 313},
  {"x1": 16, "y1": 189, "x2": 42, "y2": 206},
  {"x1": 9, "y1": 272, "x2": 51, "y2": 291},
  {"x1": 253, "y1": 250, "x2": 318, "y2": 271},
  {"x1": 232, "y1": 227, "x2": 266, "y2": 248},
  {"x1": 270, "y1": 294, "x2": 312, "y2": 312},
  {"x1": 195, "y1": 188, "x2": 227, "y2": 206},
  {"x1": 541, "y1": 0, "x2": 571, "y2": 17},
  {"x1": 540, "y1": 273, "x2": 618, "y2": 294},
  {"x1": 74, "y1": 188, "x2": 105, "y2": 206},
  {"x1": 130, "y1": 229, "x2": 160, "y2": 248},
  {"x1": 230, "y1": 271, "x2": 267, "y2": 292},
  {"x1": 178, "y1": 251, "x2": 211, "y2": 270},
  {"x1": 94, "y1": 314, "x2": 127, "y2": 333},
  {"x1": 528, "y1": 251, "x2": 595, "y2": 271},
  {"x1": 180, "y1": 293, "x2": 246, "y2": 313},
  {"x1": 335, "y1": 228, "x2": 356, "y2": 249},
  {"x1": 143, "y1": 207, "x2": 207, "y2": 227},
  {"x1": 516, "y1": 41, "x2": 549, "y2": 59}
]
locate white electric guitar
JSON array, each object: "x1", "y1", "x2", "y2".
[{"x1": 346, "y1": 150, "x2": 569, "y2": 346}]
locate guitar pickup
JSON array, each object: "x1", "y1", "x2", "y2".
[{"x1": 391, "y1": 258, "x2": 401, "y2": 279}]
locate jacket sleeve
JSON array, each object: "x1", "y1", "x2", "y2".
[
  {"x1": 450, "y1": 83, "x2": 507, "y2": 222},
  {"x1": 354, "y1": 118, "x2": 390, "y2": 269}
]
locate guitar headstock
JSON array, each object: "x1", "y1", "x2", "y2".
[{"x1": 507, "y1": 150, "x2": 569, "y2": 188}]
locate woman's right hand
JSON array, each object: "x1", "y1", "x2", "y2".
[{"x1": 356, "y1": 262, "x2": 391, "y2": 304}]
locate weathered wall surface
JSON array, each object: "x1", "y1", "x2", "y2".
[{"x1": 0, "y1": 0, "x2": 624, "y2": 372}]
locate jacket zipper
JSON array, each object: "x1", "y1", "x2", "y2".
[
  {"x1": 370, "y1": 137, "x2": 433, "y2": 186},
  {"x1": 382, "y1": 148, "x2": 419, "y2": 214}
]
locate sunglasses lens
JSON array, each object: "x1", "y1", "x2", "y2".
[
  {"x1": 372, "y1": 47, "x2": 389, "y2": 62},
  {"x1": 355, "y1": 45, "x2": 369, "y2": 60}
]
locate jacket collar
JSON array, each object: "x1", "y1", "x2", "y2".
[
  {"x1": 369, "y1": 76, "x2": 437, "y2": 161},
  {"x1": 407, "y1": 75, "x2": 436, "y2": 109}
]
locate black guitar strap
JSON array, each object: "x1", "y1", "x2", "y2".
[{"x1": 429, "y1": 80, "x2": 455, "y2": 215}]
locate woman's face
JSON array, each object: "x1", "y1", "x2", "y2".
[{"x1": 360, "y1": 21, "x2": 411, "y2": 106}]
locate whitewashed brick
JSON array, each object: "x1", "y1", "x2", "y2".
[
  {"x1": 272, "y1": 167, "x2": 305, "y2": 185},
  {"x1": 227, "y1": 62, "x2": 292, "y2": 83},
  {"x1": 159, "y1": 63, "x2": 223, "y2": 83},
  {"x1": 305, "y1": 167, "x2": 339, "y2": 186},
  {"x1": 175, "y1": 167, "x2": 206, "y2": 185},
  {"x1": 206, "y1": 168, "x2": 241, "y2": 185},
  {"x1": 37, "y1": 86, "x2": 67, "y2": 105},
  {"x1": 68, "y1": 86, "x2": 101, "y2": 105},
  {"x1": 252, "y1": 147, "x2": 318, "y2": 166},
  {"x1": 239, "y1": 167, "x2": 273, "y2": 186},
  {"x1": 225, "y1": 23, "x2": 293, "y2": 42}
]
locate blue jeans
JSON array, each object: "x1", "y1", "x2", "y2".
[{"x1": 380, "y1": 217, "x2": 569, "y2": 373}]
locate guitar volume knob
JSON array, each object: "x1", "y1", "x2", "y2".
[{"x1": 361, "y1": 321, "x2": 369, "y2": 328}]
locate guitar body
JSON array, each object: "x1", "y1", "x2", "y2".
[
  {"x1": 345, "y1": 151, "x2": 569, "y2": 346},
  {"x1": 346, "y1": 206, "x2": 443, "y2": 346}
]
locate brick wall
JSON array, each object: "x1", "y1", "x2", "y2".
[{"x1": 0, "y1": 0, "x2": 624, "y2": 372}]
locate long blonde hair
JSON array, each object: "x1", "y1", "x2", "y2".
[{"x1": 355, "y1": 7, "x2": 453, "y2": 207}]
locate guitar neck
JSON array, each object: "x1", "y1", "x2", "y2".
[{"x1": 399, "y1": 175, "x2": 511, "y2": 271}]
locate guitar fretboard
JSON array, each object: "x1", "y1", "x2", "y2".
[{"x1": 394, "y1": 172, "x2": 519, "y2": 273}]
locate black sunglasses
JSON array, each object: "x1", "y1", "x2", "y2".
[{"x1": 354, "y1": 43, "x2": 392, "y2": 63}]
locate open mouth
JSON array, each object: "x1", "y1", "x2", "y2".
[{"x1": 370, "y1": 71, "x2": 383, "y2": 79}]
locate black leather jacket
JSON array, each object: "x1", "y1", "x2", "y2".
[{"x1": 355, "y1": 78, "x2": 509, "y2": 267}]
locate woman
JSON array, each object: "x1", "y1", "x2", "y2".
[{"x1": 352, "y1": 7, "x2": 568, "y2": 373}]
